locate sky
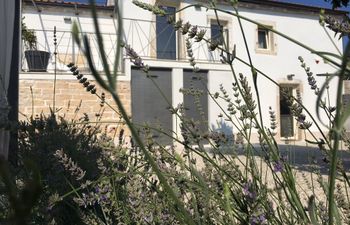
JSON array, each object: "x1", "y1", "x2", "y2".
[{"x1": 280, "y1": 0, "x2": 338, "y2": 8}]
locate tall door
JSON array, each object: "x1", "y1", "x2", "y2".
[
  {"x1": 279, "y1": 86, "x2": 297, "y2": 139},
  {"x1": 131, "y1": 68, "x2": 173, "y2": 145},
  {"x1": 156, "y1": 6, "x2": 176, "y2": 60},
  {"x1": 183, "y1": 70, "x2": 208, "y2": 142}
]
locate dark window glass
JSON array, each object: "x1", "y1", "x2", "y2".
[
  {"x1": 258, "y1": 28, "x2": 268, "y2": 49},
  {"x1": 280, "y1": 87, "x2": 294, "y2": 138},
  {"x1": 156, "y1": 6, "x2": 176, "y2": 60},
  {"x1": 211, "y1": 23, "x2": 224, "y2": 45}
]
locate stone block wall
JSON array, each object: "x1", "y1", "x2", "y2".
[{"x1": 19, "y1": 78, "x2": 131, "y2": 135}]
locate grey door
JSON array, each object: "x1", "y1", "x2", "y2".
[
  {"x1": 131, "y1": 68, "x2": 173, "y2": 145},
  {"x1": 183, "y1": 70, "x2": 208, "y2": 140}
]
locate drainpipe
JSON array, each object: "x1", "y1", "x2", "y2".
[{"x1": 8, "y1": 0, "x2": 20, "y2": 164}]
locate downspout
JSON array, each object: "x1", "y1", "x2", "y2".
[
  {"x1": 0, "y1": 0, "x2": 19, "y2": 160},
  {"x1": 8, "y1": 0, "x2": 21, "y2": 163}
]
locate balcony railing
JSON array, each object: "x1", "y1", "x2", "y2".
[
  {"x1": 123, "y1": 18, "x2": 228, "y2": 63},
  {"x1": 21, "y1": 18, "x2": 228, "y2": 73},
  {"x1": 21, "y1": 29, "x2": 120, "y2": 73}
]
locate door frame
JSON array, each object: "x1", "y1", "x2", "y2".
[{"x1": 277, "y1": 81, "x2": 303, "y2": 141}]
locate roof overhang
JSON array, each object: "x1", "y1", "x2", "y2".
[
  {"x1": 202, "y1": 0, "x2": 348, "y2": 17},
  {"x1": 22, "y1": 0, "x2": 114, "y2": 11}
]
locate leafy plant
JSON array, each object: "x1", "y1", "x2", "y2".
[
  {"x1": 22, "y1": 17, "x2": 37, "y2": 50},
  {"x1": 4, "y1": 0, "x2": 350, "y2": 224},
  {"x1": 67, "y1": 0, "x2": 350, "y2": 224}
]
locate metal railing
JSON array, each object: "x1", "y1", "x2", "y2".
[
  {"x1": 21, "y1": 29, "x2": 120, "y2": 73},
  {"x1": 123, "y1": 18, "x2": 229, "y2": 63},
  {"x1": 21, "y1": 18, "x2": 229, "y2": 73}
]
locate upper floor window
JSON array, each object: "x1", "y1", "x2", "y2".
[
  {"x1": 210, "y1": 20, "x2": 229, "y2": 48},
  {"x1": 255, "y1": 23, "x2": 277, "y2": 55},
  {"x1": 257, "y1": 27, "x2": 269, "y2": 49},
  {"x1": 211, "y1": 23, "x2": 224, "y2": 45},
  {"x1": 156, "y1": 6, "x2": 177, "y2": 60}
]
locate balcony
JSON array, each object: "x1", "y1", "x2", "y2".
[
  {"x1": 124, "y1": 18, "x2": 228, "y2": 63},
  {"x1": 21, "y1": 18, "x2": 228, "y2": 73},
  {"x1": 21, "y1": 29, "x2": 120, "y2": 73}
]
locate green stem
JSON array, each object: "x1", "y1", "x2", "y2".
[
  {"x1": 328, "y1": 69, "x2": 344, "y2": 225},
  {"x1": 109, "y1": 89, "x2": 196, "y2": 225}
]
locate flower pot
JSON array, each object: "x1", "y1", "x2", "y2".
[{"x1": 25, "y1": 50, "x2": 50, "y2": 72}]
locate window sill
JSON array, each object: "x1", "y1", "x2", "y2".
[{"x1": 255, "y1": 48, "x2": 277, "y2": 55}]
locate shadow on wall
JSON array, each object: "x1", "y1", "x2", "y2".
[{"x1": 210, "y1": 119, "x2": 234, "y2": 146}]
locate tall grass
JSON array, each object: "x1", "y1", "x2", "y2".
[
  {"x1": 64, "y1": 0, "x2": 350, "y2": 224},
  {"x1": 2, "y1": 0, "x2": 350, "y2": 224}
]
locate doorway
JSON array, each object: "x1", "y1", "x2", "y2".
[{"x1": 279, "y1": 84, "x2": 301, "y2": 140}]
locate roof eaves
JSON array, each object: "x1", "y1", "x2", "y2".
[
  {"x1": 23, "y1": 0, "x2": 114, "y2": 11},
  {"x1": 215, "y1": 0, "x2": 348, "y2": 16}
]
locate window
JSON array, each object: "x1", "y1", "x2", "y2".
[
  {"x1": 211, "y1": 23, "x2": 224, "y2": 45},
  {"x1": 255, "y1": 23, "x2": 276, "y2": 54},
  {"x1": 156, "y1": 6, "x2": 177, "y2": 60},
  {"x1": 210, "y1": 21, "x2": 229, "y2": 47},
  {"x1": 257, "y1": 28, "x2": 269, "y2": 49}
]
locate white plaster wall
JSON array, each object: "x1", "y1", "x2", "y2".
[
  {"x1": 22, "y1": 5, "x2": 117, "y2": 71},
  {"x1": 22, "y1": 0, "x2": 344, "y2": 141},
  {"x1": 126, "y1": 0, "x2": 342, "y2": 139}
]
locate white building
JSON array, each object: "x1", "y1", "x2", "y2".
[{"x1": 21, "y1": 0, "x2": 347, "y2": 144}]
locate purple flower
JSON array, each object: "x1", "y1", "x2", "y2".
[
  {"x1": 243, "y1": 182, "x2": 257, "y2": 202},
  {"x1": 123, "y1": 44, "x2": 148, "y2": 71},
  {"x1": 100, "y1": 194, "x2": 108, "y2": 202},
  {"x1": 273, "y1": 160, "x2": 283, "y2": 173},
  {"x1": 250, "y1": 213, "x2": 266, "y2": 225}
]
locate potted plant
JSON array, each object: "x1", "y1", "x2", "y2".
[{"x1": 22, "y1": 18, "x2": 50, "y2": 72}]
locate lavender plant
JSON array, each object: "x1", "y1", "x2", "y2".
[{"x1": 51, "y1": 0, "x2": 350, "y2": 224}]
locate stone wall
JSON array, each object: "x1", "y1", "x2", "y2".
[{"x1": 19, "y1": 78, "x2": 131, "y2": 134}]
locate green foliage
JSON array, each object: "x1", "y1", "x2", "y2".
[
  {"x1": 0, "y1": 112, "x2": 108, "y2": 225},
  {"x1": 3, "y1": 0, "x2": 350, "y2": 224},
  {"x1": 0, "y1": 158, "x2": 42, "y2": 225},
  {"x1": 21, "y1": 17, "x2": 37, "y2": 50}
]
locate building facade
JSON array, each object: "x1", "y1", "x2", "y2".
[{"x1": 20, "y1": 0, "x2": 346, "y2": 143}]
